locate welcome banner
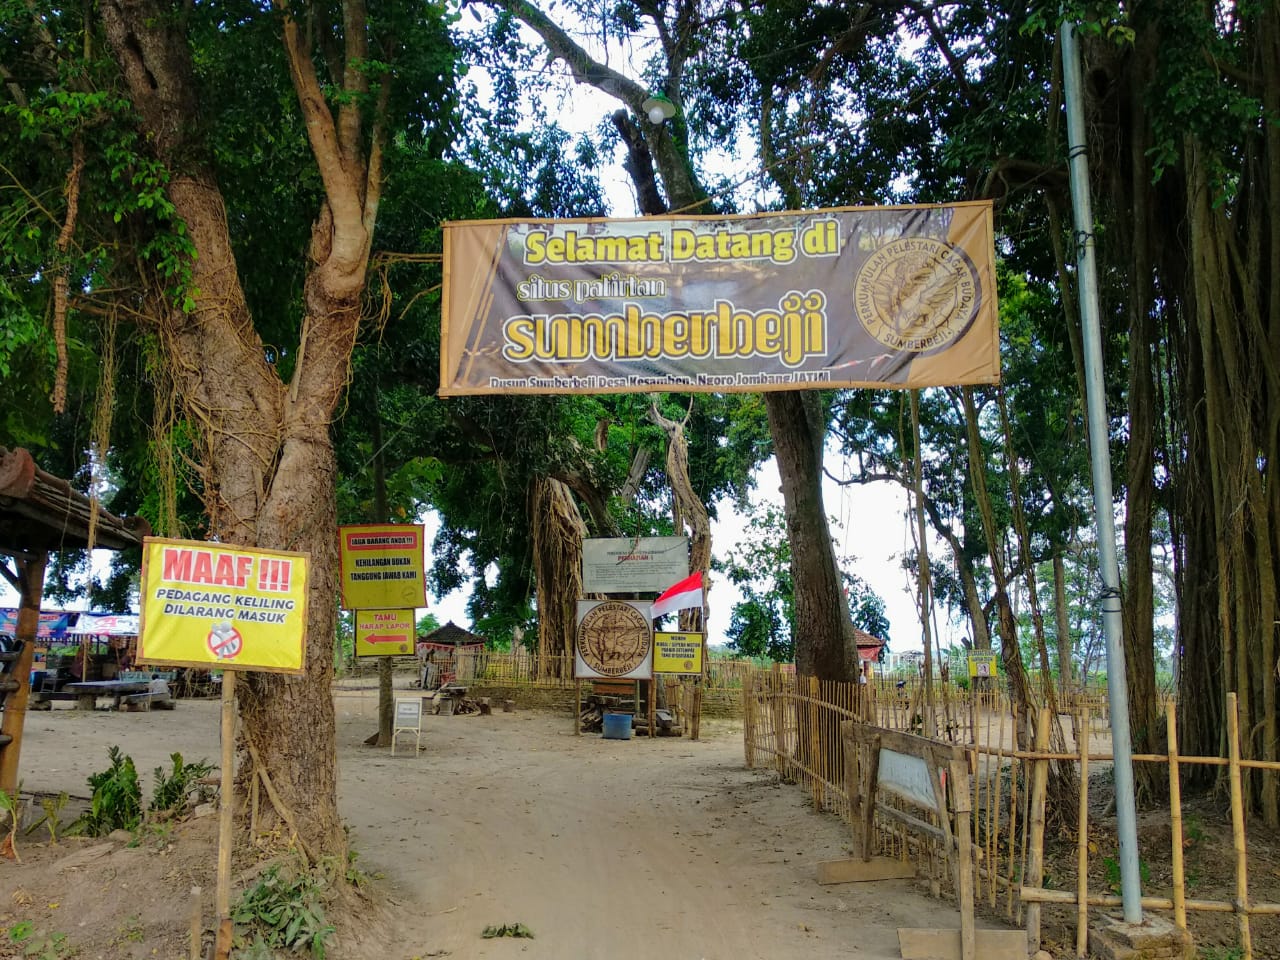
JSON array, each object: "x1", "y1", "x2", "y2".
[{"x1": 441, "y1": 202, "x2": 998, "y2": 395}]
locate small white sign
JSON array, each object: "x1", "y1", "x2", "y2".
[{"x1": 392, "y1": 698, "x2": 423, "y2": 756}]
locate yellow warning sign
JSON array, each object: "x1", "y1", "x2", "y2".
[
  {"x1": 355, "y1": 608, "x2": 416, "y2": 658},
  {"x1": 653, "y1": 631, "x2": 704, "y2": 675},
  {"x1": 338, "y1": 523, "x2": 426, "y2": 610},
  {"x1": 137, "y1": 537, "x2": 308, "y2": 675}
]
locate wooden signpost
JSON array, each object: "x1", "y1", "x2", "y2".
[
  {"x1": 137, "y1": 537, "x2": 310, "y2": 960},
  {"x1": 835, "y1": 720, "x2": 1026, "y2": 960}
]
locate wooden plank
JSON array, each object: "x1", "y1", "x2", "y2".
[
  {"x1": 816, "y1": 857, "x2": 915, "y2": 884},
  {"x1": 841, "y1": 719, "x2": 969, "y2": 764},
  {"x1": 897, "y1": 928, "x2": 1027, "y2": 960}
]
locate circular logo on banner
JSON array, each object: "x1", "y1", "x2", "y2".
[
  {"x1": 207, "y1": 620, "x2": 243, "y2": 661},
  {"x1": 577, "y1": 601, "x2": 652, "y2": 677},
  {"x1": 853, "y1": 238, "x2": 981, "y2": 356}
]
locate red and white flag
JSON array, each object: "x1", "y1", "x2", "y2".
[{"x1": 650, "y1": 572, "x2": 704, "y2": 620}]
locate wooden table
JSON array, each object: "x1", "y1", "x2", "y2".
[{"x1": 64, "y1": 680, "x2": 151, "y2": 711}]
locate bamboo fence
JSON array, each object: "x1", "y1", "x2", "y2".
[{"x1": 743, "y1": 671, "x2": 1280, "y2": 960}]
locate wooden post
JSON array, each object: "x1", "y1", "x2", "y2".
[
  {"x1": 574, "y1": 679, "x2": 581, "y2": 736},
  {"x1": 214, "y1": 670, "x2": 238, "y2": 960},
  {"x1": 0, "y1": 552, "x2": 47, "y2": 794},
  {"x1": 691, "y1": 677, "x2": 703, "y2": 741},
  {"x1": 648, "y1": 678, "x2": 656, "y2": 739},
  {"x1": 743, "y1": 673, "x2": 756, "y2": 769},
  {"x1": 1076, "y1": 711, "x2": 1089, "y2": 958},
  {"x1": 861, "y1": 735, "x2": 881, "y2": 860},
  {"x1": 1227, "y1": 692, "x2": 1254, "y2": 960},
  {"x1": 950, "y1": 757, "x2": 976, "y2": 960},
  {"x1": 1025, "y1": 706, "x2": 1051, "y2": 954},
  {"x1": 189, "y1": 886, "x2": 203, "y2": 960},
  {"x1": 1166, "y1": 701, "x2": 1187, "y2": 932}
]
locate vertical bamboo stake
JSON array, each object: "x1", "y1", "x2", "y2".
[
  {"x1": 1227, "y1": 692, "x2": 1253, "y2": 960},
  {"x1": 809, "y1": 676, "x2": 823, "y2": 809},
  {"x1": 991, "y1": 703, "x2": 1006, "y2": 906},
  {"x1": 1025, "y1": 706, "x2": 1051, "y2": 951},
  {"x1": 188, "y1": 886, "x2": 203, "y2": 960},
  {"x1": 574, "y1": 679, "x2": 581, "y2": 737},
  {"x1": 951, "y1": 757, "x2": 977, "y2": 960},
  {"x1": 1006, "y1": 724, "x2": 1019, "y2": 919},
  {"x1": 648, "y1": 678, "x2": 656, "y2": 739},
  {"x1": 1166, "y1": 700, "x2": 1187, "y2": 932},
  {"x1": 744, "y1": 673, "x2": 756, "y2": 769},
  {"x1": 770, "y1": 664, "x2": 786, "y2": 777},
  {"x1": 214, "y1": 670, "x2": 237, "y2": 960},
  {"x1": 1076, "y1": 710, "x2": 1089, "y2": 958}
]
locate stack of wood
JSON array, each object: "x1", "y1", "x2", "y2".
[
  {"x1": 633, "y1": 709, "x2": 683, "y2": 738},
  {"x1": 430, "y1": 686, "x2": 492, "y2": 717}
]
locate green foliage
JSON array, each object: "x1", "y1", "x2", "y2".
[
  {"x1": 149, "y1": 753, "x2": 215, "y2": 816},
  {"x1": 79, "y1": 746, "x2": 142, "y2": 836},
  {"x1": 1102, "y1": 853, "x2": 1150, "y2": 894},
  {"x1": 0, "y1": 783, "x2": 23, "y2": 859},
  {"x1": 7, "y1": 920, "x2": 72, "y2": 959},
  {"x1": 22, "y1": 792, "x2": 71, "y2": 844},
  {"x1": 481, "y1": 922, "x2": 534, "y2": 939},
  {"x1": 231, "y1": 862, "x2": 335, "y2": 959},
  {"x1": 716, "y1": 503, "x2": 891, "y2": 662}
]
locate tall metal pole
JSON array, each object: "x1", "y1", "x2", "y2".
[{"x1": 1060, "y1": 18, "x2": 1144, "y2": 923}]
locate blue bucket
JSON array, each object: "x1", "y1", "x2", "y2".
[{"x1": 602, "y1": 712, "x2": 633, "y2": 740}]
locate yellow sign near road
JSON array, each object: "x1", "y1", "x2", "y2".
[
  {"x1": 137, "y1": 537, "x2": 308, "y2": 675},
  {"x1": 355, "y1": 608, "x2": 416, "y2": 657},
  {"x1": 338, "y1": 523, "x2": 426, "y2": 611},
  {"x1": 653, "y1": 631, "x2": 704, "y2": 675}
]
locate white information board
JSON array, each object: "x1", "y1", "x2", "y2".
[{"x1": 582, "y1": 537, "x2": 688, "y2": 594}]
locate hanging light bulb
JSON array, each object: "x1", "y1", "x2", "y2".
[{"x1": 641, "y1": 92, "x2": 676, "y2": 125}]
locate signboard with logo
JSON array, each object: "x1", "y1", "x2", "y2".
[
  {"x1": 967, "y1": 650, "x2": 999, "y2": 679},
  {"x1": 653, "y1": 631, "x2": 704, "y2": 675},
  {"x1": 337, "y1": 523, "x2": 426, "y2": 611},
  {"x1": 581, "y1": 536, "x2": 688, "y2": 594},
  {"x1": 440, "y1": 203, "x2": 998, "y2": 395},
  {"x1": 354, "y1": 608, "x2": 416, "y2": 657},
  {"x1": 136, "y1": 537, "x2": 308, "y2": 675},
  {"x1": 574, "y1": 599, "x2": 653, "y2": 680}
]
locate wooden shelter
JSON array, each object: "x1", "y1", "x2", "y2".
[
  {"x1": 416, "y1": 621, "x2": 486, "y2": 688},
  {"x1": 0, "y1": 446, "x2": 149, "y2": 791}
]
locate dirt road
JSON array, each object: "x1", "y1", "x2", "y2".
[{"x1": 15, "y1": 689, "x2": 966, "y2": 959}]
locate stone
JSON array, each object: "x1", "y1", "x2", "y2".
[
  {"x1": 1033, "y1": 951, "x2": 1053, "y2": 960},
  {"x1": 1089, "y1": 914, "x2": 1194, "y2": 960}
]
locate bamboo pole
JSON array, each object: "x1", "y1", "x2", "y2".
[
  {"x1": 1006, "y1": 743, "x2": 1019, "y2": 921},
  {"x1": 1166, "y1": 701, "x2": 1187, "y2": 932},
  {"x1": 214, "y1": 670, "x2": 237, "y2": 960},
  {"x1": 189, "y1": 886, "x2": 203, "y2": 960},
  {"x1": 1025, "y1": 706, "x2": 1051, "y2": 951},
  {"x1": 1076, "y1": 710, "x2": 1089, "y2": 958},
  {"x1": 809, "y1": 676, "x2": 823, "y2": 809},
  {"x1": 743, "y1": 674, "x2": 756, "y2": 769},
  {"x1": 1227, "y1": 692, "x2": 1253, "y2": 960},
  {"x1": 1021, "y1": 886, "x2": 1280, "y2": 916}
]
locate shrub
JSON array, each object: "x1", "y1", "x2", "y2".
[{"x1": 79, "y1": 746, "x2": 142, "y2": 836}]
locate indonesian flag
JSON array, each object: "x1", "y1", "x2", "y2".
[{"x1": 650, "y1": 572, "x2": 704, "y2": 620}]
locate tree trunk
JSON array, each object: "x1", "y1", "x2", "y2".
[
  {"x1": 530, "y1": 477, "x2": 586, "y2": 679},
  {"x1": 101, "y1": 0, "x2": 382, "y2": 857},
  {"x1": 766, "y1": 391, "x2": 858, "y2": 682}
]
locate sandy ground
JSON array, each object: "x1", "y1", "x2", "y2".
[{"x1": 13, "y1": 688, "x2": 981, "y2": 959}]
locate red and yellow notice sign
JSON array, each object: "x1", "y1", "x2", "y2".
[
  {"x1": 355, "y1": 609, "x2": 416, "y2": 658},
  {"x1": 137, "y1": 537, "x2": 308, "y2": 675},
  {"x1": 338, "y1": 524, "x2": 426, "y2": 611}
]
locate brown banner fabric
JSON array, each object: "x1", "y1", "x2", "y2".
[{"x1": 440, "y1": 202, "x2": 998, "y2": 395}]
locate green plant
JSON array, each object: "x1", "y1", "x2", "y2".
[
  {"x1": 8, "y1": 921, "x2": 73, "y2": 959},
  {"x1": 0, "y1": 783, "x2": 23, "y2": 861},
  {"x1": 231, "y1": 862, "x2": 334, "y2": 959},
  {"x1": 150, "y1": 752, "x2": 215, "y2": 815},
  {"x1": 23, "y1": 792, "x2": 71, "y2": 844},
  {"x1": 78, "y1": 746, "x2": 142, "y2": 836},
  {"x1": 1198, "y1": 948, "x2": 1244, "y2": 960},
  {"x1": 481, "y1": 922, "x2": 534, "y2": 939},
  {"x1": 1103, "y1": 853, "x2": 1151, "y2": 894}
]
